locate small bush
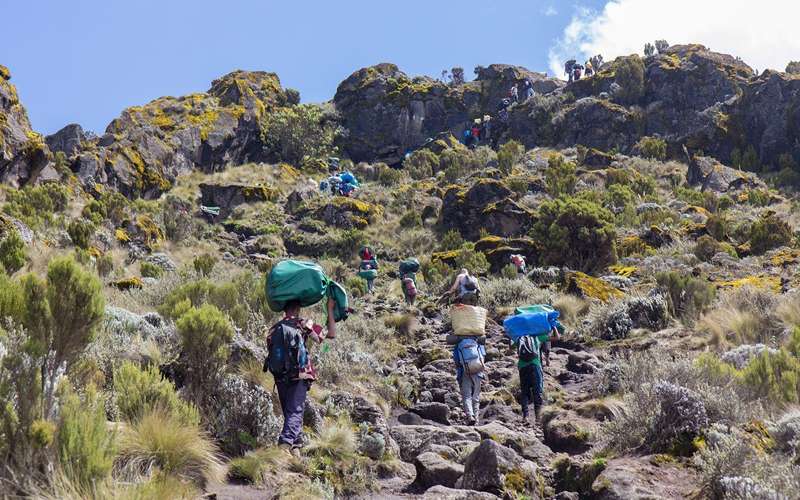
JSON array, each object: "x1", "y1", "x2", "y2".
[
  {"x1": 749, "y1": 212, "x2": 792, "y2": 255},
  {"x1": 0, "y1": 229, "x2": 26, "y2": 274},
  {"x1": 228, "y1": 447, "x2": 287, "y2": 485},
  {"x1": 193, "y1": 253, "x2": 217, "y2": 277},
  {"x1": 545, "y1": 153, "x2": 577, "y2": 197},
  {"x1": 532, "y1": 196, "x2": 616, "y2": 273},
  {"x1": 96, "y1": 254, "x2": 113, "y2": 277},
  {"x1": 346, "y1": 275, "x2": 368, "y2": 298},
  {"x1": 769, "y1": 410, "x2": 800, "y2": 459},
  {"x1": 694, "y1": 235, "x2": 726, "y2": 262},
  {"x1": 262, "y1": 103, "x2": 339, "y2": 167},
  {"x1": 636, "y1": 136, "x2": 667, "y2": 160},
  {"x1": 117, "y1": 409, "x2": 226, "y2": 486},
  {"x1": 741, "y1": 348, "x2": 800, "y2": 404},
  {"x1": 439, "y1": 229, "x2": 464, "y2": 251},
  {"x1": 140, "y1": 261, "x2": 163, "y2": 279},
  {"x1": 404, "y1": 150, "x2": 438, "y2": 180},
  {"x1": 587, "y1": 301, "x2": 632, "y2": 340},
  {"x1": 614, "y1": 54, "x2": 645, "y2": 104},
  {"x1": 399, "y1": 210, "x2": 422, "y2": 228},
  {"x1": 176, "y1": 305, "x2": 235, "y2": 406},
  {"x1": 3, "y1": 183, "x2": 69, "y2": 229},
  {"x1": 377, "y1": 164, "x2": 404, "y2": 186},
  {"x1": 480, "y1": 277, "x2": 552, "y2": 314},
  {"x1": 656, "y1": 271, "x2": 716, "y2": 322},
  {"x1": 67, "y1": 219, "x2": 95, "y2": 250},
  {"x1": 56, "y1": 385, "x2": 116, "y2": 491},
  {"x1": 113, "y1": 361, "x2": 199, "y2": 425},
  {"x1": 209, "y1": 375, "x2": 281, "y2": 456},
  {"x1": 497, "y1": 140, "x2": 524, "y2": 175}
]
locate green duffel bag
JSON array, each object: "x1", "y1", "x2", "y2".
[
  {"x1": 399, "y1": 258, "x2": 420, "y2": 275},
  {"x1": 358, "y1": 269, "x2": 378, "y2": 280},
  {"x1": 266, "y1": 260, "x2": 329, "y2": 312},
  {"x1": 327, "y1": 281, "x2": 350, "y2": 322}
]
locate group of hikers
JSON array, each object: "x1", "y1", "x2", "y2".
[
  {"x1": 564, "y1": 54, "x2": 604, "y2": 83},
  {"x1": 319, "y1": 158, "x2": 360, "y2": 197},
  {"x1": 461, "y1": 79, "x2": 537, "y2": 148},
  {"x1": 265, "y1": 249, "x2": 552, "y2": 454}
]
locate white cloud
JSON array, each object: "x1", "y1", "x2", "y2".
[
  {"x1": 548, "y1": 0, "x2": 800, "y2": 79},
  {"x1": 542, "y1": 5, "x2": 558, "y2": 17}
]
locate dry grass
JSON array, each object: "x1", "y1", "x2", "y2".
[
  {"x1": 306, "y1": 419, "x2": 357, "y2": 461},
  {"x1": 116, "y1": 410, "x2": 226, "y2": 486},
  {"x1": 228, "y1": 447, "x2": 288, "y2": 485},
  {"x1": 776, "y1": 293, "x2": 800, "y2": 329},
  {"x1": 552, "y1": 293, "x2": 590, "y2": 327},
  {"x1": 698, "y1": 286, "x2": 782, "y2": 348}
]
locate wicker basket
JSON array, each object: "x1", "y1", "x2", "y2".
[{"x1": 451, "y1": 304, "x2": 488, "y2": 336}]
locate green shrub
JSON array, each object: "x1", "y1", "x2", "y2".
[
  {"x1": 706, "y1": 213, "x2": 730, "y2": 240},
  {"x1": 404, "y1": 149, "x2": 438, "y2": 180},
  {"x1": 694, "y1": 235, "x2": 726, "y2": 262},
  {"x1": 96, "y1": 254, "x2": 114, "y2": 277},
  {"x1": 440, "y1": 148, "x2": 481, "y2": 182},
  {"x1": 674, "y1": 186, "x2": 719, "y2": 212},
  {"x1": 453, "y1": 242, "x2": 490, "y2": 276},
  {"x1": 140, "y1": 261, "x2": 163, "y2": 279},
  {"x1": 56, "y1": 385, "x2": 116, "y2": 491},
  {"x1": 532, "y1": 197, "x2": 616, "y2": 273},
  {"x1": 113, "y1": 361, "x2": 199, "y2": 425},
  {"x1": 2, "y1": 183, "x2": 70, "y2": 229},
  {"x1": 545, "y1": 154, "x2": 577, "y2": 197},
  {"x1": 176, "y1": 304, "x2": 235, "y2": 405},
  {"x1": 158, "y1": 274, "x2": 266, "y2": 329},
  {"x1": 193, "y1": 253, "x2": 217, "y2": 276},
  {"x1": 345, "y1": 275, "x2": 368, "y2": 298},
  {"x1": 614, "y1": 54, "x2": 645, "y2": 104},
  {"x1": 656, "y1": 271, "x2": 716, "y2": 322},
  {"x1": 0, "y1": 229, "x2": 26, "y2": 274},
  {"x1": 500, "y1": 263, "x2": 519, "y2": 279},
  {"x1": 497, "y1": 140, "x2": 524, "y2": 175},
  {"x1": 377, "y1": 164, "x2": 403, "y2": 186},
  {"x1": 749, "y1": 212, "x2": 792, "y2": 255},
  {"x1": 604, "y1": 184, "x2": 635, "y2": 211},
  {"x1": 744, "y1": 189, "x2": 771, "y2": 207},
  {"x1": 262, "y1": 103, "x2": 339, "y2": 167},
  {"x1": 67, "y1": 219, "x2": 95, "y2": 250},
  {"x1": 439, "y1": 229, "x2": 464, "y2": 251},
  {"x1": 399, "y1": 210, "x2": 422, "y2": 228},
  {"x1": 741, "y1": 347, "x2": 800, "y2": 404},
  {"x1": 636, "y1": 136, "x2": 667, "y2": 160}
]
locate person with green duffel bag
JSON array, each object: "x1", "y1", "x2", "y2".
[
  {"x1": 358, "y1": 250, "x2": 379, "y2": 294},
  {"x1": 266, "y1": 260, "x2": 351, "y2": 322}
]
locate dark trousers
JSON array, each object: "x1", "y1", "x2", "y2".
[
  {"x1": 519, "y1": 364, "x2": 544, "y2": 416},
  {"x1": 276, "y1": 378, "x2": 308, "y2": 447}
]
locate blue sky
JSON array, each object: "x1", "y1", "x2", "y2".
[{"x1": 1, "y1": 0, "x2": 606, "y2": 135}]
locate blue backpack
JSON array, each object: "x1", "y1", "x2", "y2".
[
  {"x1": 265, "y1": 320, "x2": 309, "y2": 380},
  {"x1": 457, "y1": 338, "x2": 485, "y2": 375}
]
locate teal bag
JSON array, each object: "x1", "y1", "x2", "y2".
[
  {"x1": 327, "y1": 281, "x2": 349, "y2": 322},
  {"x1": 266, "y1": 260, "x2": 350, "y2": 323},
  {"x1": 266, "y1": 260, "x2": 329, "y2": 312},
  {"x1": 358, "y1": 269, "x2": 378, "y2": 280}
]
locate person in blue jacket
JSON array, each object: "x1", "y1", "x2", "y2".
[{"x1": 452, "y1": 337, "x2": 486, "y2": 426}]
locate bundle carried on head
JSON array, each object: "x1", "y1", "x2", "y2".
[
  {"x1": 503, "y1": 304, "x2": 561, "y2": 340},
  {"x1": 451, "y1": 304, "x2": 488, "y2": 336},
  {"x1": 266, "y1": 260, "x2": 349, "y2": 322}
]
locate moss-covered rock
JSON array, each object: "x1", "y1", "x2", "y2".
[
  {"x1": 439, "y1": 178, "x2": 533, "y2": 240},
  {"x1": 566, "y1": 272, "x2": 624, "y2": 302}
]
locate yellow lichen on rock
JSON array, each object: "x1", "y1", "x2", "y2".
[
  {"x1": 608, "y1": 264, "x2": 636, "y2": 277},
  {"x1": 115, "y1": 228, "x2": 130, "y2": 242},
  {"x1": 715, "y1": 275, "x2": 781, "y2": 292},
  {"x1": 566, "y1": 272, "x2": 624, "y2": 302}
]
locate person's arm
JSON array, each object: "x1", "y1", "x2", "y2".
[
  {"x1": 326, "y1": 297, "x2": 337, "y2": 339},
  {"x1": 448, "y1": 275, "x2": 461, "y2": 293}
]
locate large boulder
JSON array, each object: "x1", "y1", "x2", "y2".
[
  {"x1": 413, "y1": 451, "x2": 464, "y2": 489},
  {"x1": 421, "y1": 486, "x2": 498, "y2": 500},
  {"x1": 474, "y1": 236, "x2": 540, "y2": 273},
  {"x1": 46, "y1": 123, "x2": 86, "y2": 158},
  {"x1": 390, "y1": 425, "x2": 481, "y2": 462},
  {"x1": 591, "y1": 456, "x2": 702, "y2": 499},
  {"x1": 440, "y1": 179, "x2": 534, "y2": 240},
  {"x1": 0, "y1": 65, "x2": 53, "y2": 187},
  {"x1": 199, "y1": 182, "x2": 280, "y2": 219},
  {"x1": 685, "y1": 152, "x2": 765, "y2": 193},
  {"x1": 460, "y1": 439, "x2": 539, "y2": 497}
]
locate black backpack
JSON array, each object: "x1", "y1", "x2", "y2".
[
  {"x1": 265, "y1": 320, "x2": 308, "y2": 380},
  {"x1": 518, "y1": 335, "x2": 539, "y2": 362}
]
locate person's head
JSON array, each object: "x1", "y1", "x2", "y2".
[
  {"x1": 284, "y1": 300, "x2": 302, "y2": 317},
  {"x1": 461, "y1": 268, "x2": 469, "y2": 276}
]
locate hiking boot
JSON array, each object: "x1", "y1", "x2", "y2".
[
  {"x1": 466, "y1": 416, "x2": 476, "y2": 426},
  {"x1": 534, "y1": 406, "x2": 542, "y2": 423},
  {"x1": 521, "y1": 413, "x2": 530, "y2": 426},
  {"x1": 278, "y1": 442, "x2": 293, "y2": 457}
]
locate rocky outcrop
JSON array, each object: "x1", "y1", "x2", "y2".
[
  {"x1": 460, "y1": 439, "x2": 539, "y2": 497},
  {"x1": 334, "y1": 63, "x2": 561, "y2": 164},
  {"x1": 685, "y1": 152, "x2": 765, "y2": 193},
  {"x1": 70, "y1": 70, "x2": 291, "y2": 198},
  {"x1": 0, "y1": 65, "x2": 53, "y2": 187},
  {"x1": 590, "y1": 456, "x2": 701, "y2": 499},
  {"x1": 199, "y1": 182, "x2": 280, "y2": 219},
  {"x1": 46, "y1": 123, "x2": 86, "y2": 158},
  {"x1": 413, "y1": 451, "x2": 464, "y2": 489},
  {"x1": 440, "y1": 179, "x2": 534, "y2": 240},
  {"x1": 474, "y1": 236, "x2": 540, "y2": 273}
]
